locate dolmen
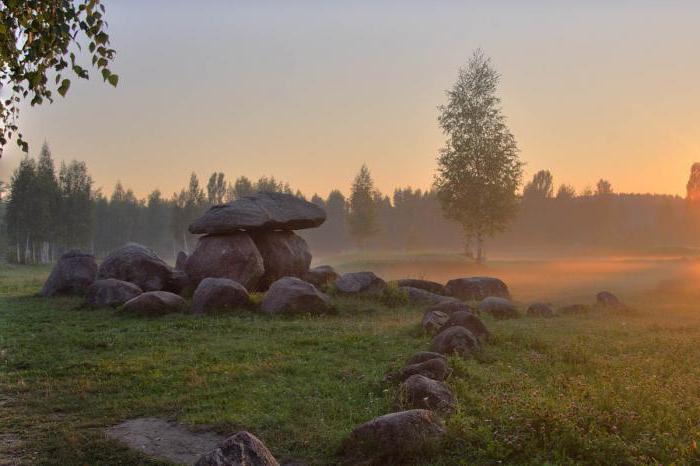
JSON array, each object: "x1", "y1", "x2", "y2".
[{"x1": 185, "y1": 192, "x2": 326, "y2": 291}]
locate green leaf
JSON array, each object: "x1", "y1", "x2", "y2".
[
  {"x1": 57, "y1": 79, "x2": 71, "y2": 97},
  {"x1": 107, "y1": 74, "x2": 118, "y2": 87}
]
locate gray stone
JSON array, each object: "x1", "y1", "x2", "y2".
[
  {"x1": 303, "y1": 265, "x2": 339, "y2": 288},
  {"x1": 399, "y1": 357, "x2": 450, "y2": 382},
  {"x1": 185, "y1": 233, "x2": 264, "y2": 290},
  {"x1": 335, "y1": 271, "x2": 386, "y2": 296},
  {"x1": 252, "y1": 231, "x2": 311, "y2": 290},
  {"x1": 401, "y1": 287, "x2": 458, "y2": 306},
  {"x1": 189, "y1": 192, "x2": 326, "y2": 235},
  {"x1": 175, "y1": 251, "x2": 188, "y2": 271},
  {"x1": 341, "y1": 410, "x2": 445, "y2": 464},
  {"x1": 396, "y1": 279, "x2": 449, "y2": 296},
  {"x1": 122, "y1": 291, "x2": 188, "y2": 317},
  {"x1": 431, "y1": 326, "x2": 480, "y2": 357},
  {"x1": 195, "y1": 431, "x2": 280, "y2": 466},
  {"x1": 41, "y1": 250, "x2": 97, "y2": 297},
  {"x1": 406, "y1": 351, "x2": 447, "y2": 366},
  {"x1": 478, "y1": 297, "x2": 519, "y2": 319},
  {"x1": 421, "y1": 309, "x2": 449, "y2": 334},
  {"x1": 400, "y1": 375, "x2": 456, "y2": 415},
  {"x1": 98, "y1": 243, "x2": 183, "y2": 293},
  {"x1": 596, "y1": 291, "x2": 625, "y2": 309},
  {"x1": 424, "y1": 300, "x2": 474, "y2": 316},
  {"x1": 191, "y1": 278, "x2": 250, "y2": 315},
  {"x1": 261, "y1": 277, "x2": 332, "y2": 315},
  {"x1": 446, "y1": 276, "x2": 510, "y2": 301},
  {"x1": 85, "y1": 279, "x2": 143, "y2": 308},
  {"x1": 440, "y1": 310, "x2": 490, "y2": 342},
  {"x1": 527, "y1": 302, "x2": 555, "y2": 317}
]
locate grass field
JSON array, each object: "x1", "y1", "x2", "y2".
[{"x1": 3, "y1": 256, "x2": 700, "y2": 465}]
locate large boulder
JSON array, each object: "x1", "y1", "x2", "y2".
[
  {"x1": 85, "y1": 279, "x2": 142, "y2": 308},
  {"x1": 478, "y1": 297, "x2": 519, "y2": 319},
  {"x1": 122, "y1": 291, "x2": 188, "y2": 317},
  {"x1": 396, "y1": 279, "x2": 449, "y2": 296},
  {"x1": 440, "y1": 310, "x2": 490, "y2": 342},
  {"x1": 261, "y1": 277, "x2": 332, "y2": 315},
  {"x1": 189, "y1": 192, "x2": 326, "y2": 235},
  {"x1": 527, "y1": 302, "x2": 555, "y2": 317},
  {"x1": 399, "y1": 357, "x2": 450, "y2": 382},
  {"x1": 335, "y1": 271, "x2": 387, "y2": 296},
  {"x1": 400, "y1": 375, "x2": 456, "y2": 415},
  {"x1": 431, "y1": 326, "x2": 480, "y2": 357},
  {"x1": 98, "y1": 243, "x2": 184, "y2": 293},
  {"x1": 184, "y1": 233, "x2": 264, "y2": 290},
  {"x1": 251, "y1": 230, "x2": 311, "y2": 290},
  {"x1": 421, "y1": 309, "x2": 449, "y2": 334},
  {"x1": 303, "y1": 265, "x2": 339, "y2": 288},
  {"x1": 191, "y1": 278, "x2": 251, "y2": 315},
  {"x1": 445, "y1": 277, "x2": 509, "y2": 301},
  {"x1": 401, "y1": 287, "x2": 457, "y2": 306},
  {"x1": 41, "y1": 250, "x2": 97, "y2": 297},
  {"x1": 406, "y1": 351, "x2": 447, "y2": 366},
  {"x1": 175, "y1": 251, "x2": 188, "y2": 271},
  {"x1": 341, "y1": 410, "x2": 445, "y2": 464},
  {"x1": 195, "y1": 431, "x2": 279, "y2": 466},
  {"x1": 596, "y1": 291, "x2": 625, "y2": 309}
]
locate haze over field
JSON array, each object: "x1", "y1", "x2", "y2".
[{"x1": 2, "y1": 0, "x2": 699, "y2": 198}]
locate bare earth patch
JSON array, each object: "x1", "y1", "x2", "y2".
[{"x1": 105, "y1": 418, "x2": 226, "y2": 465}]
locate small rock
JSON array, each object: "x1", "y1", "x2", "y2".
[
  {"x1": 195, "y1": 431, "x2": 280, "y2": 466},
  {"x1": 98, "y1": 243, "x2": 184, "y2": 293},
  {"x1": 335, "y1": 271, "x2": 387, "y2": 296},
  {"x1": 85, "y1": 279, "x2": 143, "y2": 308},
  {"x1": 478, "y1": 297, "x2": 519, "y2": 319},
  {"x1": 399, "y1": 357, "x2": 450, "y2": 382},
  {"x1": 396, "y1": 279, "x2": 449, "y2": 296},
  {"x1": 122, "y1": 291, "x2": 188, "y2": 317},
  {"x1": 41, "y1": 250, "x2": 97, "y2": 297},
  {"x1": 341, "y1": 410, "x2": 445, "y2": 465},
  {"x1": 261, "y1": 277, "x2": 332, "y2": 315},
  {"x1": 596, "y1": 291, "x2": 625, "y2": 309},
  {"x1": 446, "y1": 276, "x2": 510, "y2": 301},
  {"x1": 406, "y1": 351, "x2": 447, "y2": 366},
  {"x1": 400, "y1": 374, "x2": 456, "y2": 415},
  {"x1": 191, "y1": 278, "x2": 250, "y2": 315},
  {"x1": 303, "y1": 265, "x2": 339, "y2": 287},
  {"x1": 527, "y1": 302, "x2": 555, "y2": 317},
  {"x1": 431, "y1": 326, "x2": 480, "y2": 357},
  {"x1": 421, "y1": 309, "x2": 449, "y2": 334},
  {"x1": 440, "y1": 311, "x2": 490, "y2": 342}
]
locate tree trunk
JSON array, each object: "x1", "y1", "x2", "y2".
[
  {"x1": 476, "y1": 234, "x2": 484, "y2": 264},
  {"x1": 463, "y1": 229, "x2": 474, "y2": 259}
]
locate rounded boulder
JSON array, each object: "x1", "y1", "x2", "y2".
[
  {"x1": 261, "y1": 277, "x2": 332, "y2": 315},
  {"x1": 251, "y1": 230, "x2": 312, "y2": 290},
  {"x1": 122, "y1": 291, "x2": 188, "y2": 317},
  {"x1": 191, "y1": 278, "x2": 251, "y2": 315},
  {"x1": 85, "y1": 279, "x2": 143, "y2": 308},
  {"x1": 41, "y1": 250, "x2": 97, "y2": 297}
]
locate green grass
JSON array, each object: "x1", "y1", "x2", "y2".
[{"x1": 3, "y1": 263, "x2": 700, "y2": 465}]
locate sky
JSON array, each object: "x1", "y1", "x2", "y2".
[{"x1": 2, "y1": 0, "x2": 699, "y2": 198}]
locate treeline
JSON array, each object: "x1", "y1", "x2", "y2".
[{"x1": 2, "y1": 146, "x2": 699, "y2": 264}]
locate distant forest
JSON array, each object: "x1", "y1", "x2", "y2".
[{"x1": 2, "y1": 144, "x2": 699, "y2": 264}]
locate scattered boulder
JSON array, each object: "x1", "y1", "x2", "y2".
[
  {"x1": 421, "y1": 309, "x2": 449, "y2": 334},
  {"x1": 98, "y1": 243, "x2": 184, "y2": 293},
  {"x1": 303, "y1": 265, "x2": 339, "y2": 287},
  {"x1": 175, "y1": 251, "x2": 188, "y2": 271},
  {"x1": 191, "y1": 278, "x2": 251, "y2": 315},
  {"x1": 396, "y1": 279, "x2": 449, "y2": 296},
  {"x1": 400, "y1": 375, "x2": 456, "y2": 415},
  {"x1": 406, "y1": 351, "x2": 447, "y2": 366},
  {"x1": 445, "y1": 276, "x2": 509, "y2": 301},
  {"x1": 399, "y1": 357, "x2": 450, "y2": 382},
  {"x1": 335, "y1": 271, "x2": 387, "y2": 296},
  {"x1": 478, "y1": 297, "x2": 519, "y2": 319},
  {"x1": 440, "y1": 311, "x2": 490, "y2": 342},
  {"x1": 122, "y1": 291, "x2": 188, "y2": 317},
  {"x1": 401, "y1": 287, "x2": 457, "y2": 306},
  {"x1": 424, "y1": 300, "x2": 474, "y2": 316},
  {"x1": 341, "y1": 410, "x2": 445, "y2": 464},
  {"x1": 431, "y1": 326, "x2": 480, "y2": 357},
  {"x1": 41, "y1": 250, "x2": 97, "y2": 297},
  {"x1": 85, "y1": 279, "x2": 143, "y2": 308},
  {"x1": 189, "y1": 192, "x2": 326, "y2": 235},
  {"x1": 597, "y1": 291, "x2": 625, "y2": 309},
  {"x1": 251, "y1": 230, "x2": 312, "y2": 290},
  {"x1": 195, "y1": 431, "x2": 280, "y2": 466},
  {"x1": 185, "y1": 233, "x2": 264, "y2": 290},
  {"x1": 527, "y1": 302, "x2": 555, "y2": 317},
  {"x1": 261, "y1": 277, "x2": 332, "y2": 315},
  {"x1": 558, "y1": 304, "x2": 589, "y2": 315}
]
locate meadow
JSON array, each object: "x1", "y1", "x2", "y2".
[{"x1": 2, "y1": 254, "x2": 700, "y2": 465}]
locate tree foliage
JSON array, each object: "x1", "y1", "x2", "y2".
[
  {"x1": 347, "y1": 164, "x2": 379, "y2": 248},
  {"x1": 434, "y1": 50, "x2": 523, "y2": 261},
  {"x1": 0, "y1": 0, "x2": 117, "y2": 155},
  {"x1": 523, "y1": 170, "x2": 554, "y2": 200}
]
